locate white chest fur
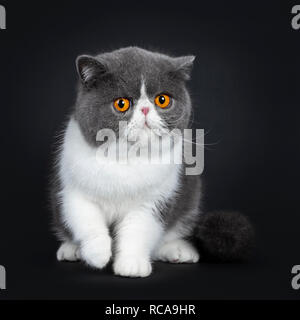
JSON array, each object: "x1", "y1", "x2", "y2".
[{"x1": 59, "y1": 119, "x2": 182, "y2": 221}]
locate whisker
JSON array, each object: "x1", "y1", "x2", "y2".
[{"x1": 159, "y1": 127, "x2": 221, "y2": 150}]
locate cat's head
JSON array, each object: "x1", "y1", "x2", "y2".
[{"x1": 74, "y1": 47, "x2": 195, "y2": 146}]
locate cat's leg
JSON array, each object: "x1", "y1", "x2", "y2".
[
  {"x1": 154, "y1": 227, "x2": 200, "y2": 264},
  {"x1": 57, "y1": 241, "x2": 81, "y2": 262},
  {"x1": 61, "y1": 188, "x2": 112, "y2": 269},
  {"x1": 113, "y1": 209, "x2": 163, "y2": 278}
]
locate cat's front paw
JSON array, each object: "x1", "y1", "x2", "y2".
[
  {"x1": 113, "y1": 256, "x2": 152, "y2": 278},
  {"x1": 80, "y1": 236, "x2": 112, "y2": 269}
]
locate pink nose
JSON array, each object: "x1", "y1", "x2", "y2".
[{"x1": 141, "y1": 107, "x2": 149, "y2": 116}]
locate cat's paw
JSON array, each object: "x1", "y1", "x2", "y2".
[
  {"x1": 154, "y1": 239, "x2": 200, "y2": 263},
  {"x1": 113, "y1": 256, "x2": 152, "y2": 278},
  {"x1": 57, "y1": 242, "x2": 81, "y2": 262},
  {"x1": 80, "y1": 236, "x2": 112, "y2": 269}
]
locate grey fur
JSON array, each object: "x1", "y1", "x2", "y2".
[
  {"x1": 74, "y1": 47, "x2": 194, "y2": 146},
  {"x1": 50, "y1": 171, "x2": 72, "y2": 241}
]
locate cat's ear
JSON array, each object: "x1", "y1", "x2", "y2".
[
  {"x1": 76, "y1": 55, "x2": 107, "y2": 87},
  {"x1": 172, "y1": 55, "x2": 195, "y2": 80}
]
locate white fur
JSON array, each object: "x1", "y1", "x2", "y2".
[
  {"x1": 57, "y1": 83, "x2": 186, "y2": 277},
  {"x1": 125, "y1": 82, "x2": 166, "y2": 144}
]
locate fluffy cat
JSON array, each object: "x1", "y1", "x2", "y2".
[{"x1": 51, "y1": 47, "x2": 254, "y2": 277}]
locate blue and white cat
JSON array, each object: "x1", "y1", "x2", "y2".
[{"x1": 51, "y1": 47, "x2": 253, "y2": 277}]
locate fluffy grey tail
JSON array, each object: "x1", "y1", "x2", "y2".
[{"x1": 195, "y1": 211, "x2": 255, "y2": 262}]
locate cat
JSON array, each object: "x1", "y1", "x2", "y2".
[{"x1": 51, "y1": 47, "x2": 254, "y2": 277}]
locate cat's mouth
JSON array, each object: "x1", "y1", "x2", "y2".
[
  {"x1": 144, "y1": 121, "x2": 150, "y2": 129},
  {"x1": 125, "y1": 117, "x2": 167, "y2": 142},
  {"x1": 142, "y1": 119, "x2": 162, "y2": 133},
  {"x1": 142, "y1": 121, "x2": 162, "y2": 135},
  {"x1": 141, "y1": 123, "x2": 167, "y2": 139}
]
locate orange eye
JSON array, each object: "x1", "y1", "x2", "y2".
[
  {"x1": 113, "y1": 98, "x2": 131, "y2": 112},
  {"x1": 154, "y1": 94, "x2": 171, "y2": 108}
]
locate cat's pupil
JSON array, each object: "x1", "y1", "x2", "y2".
[
  {"x1": 159, "y1": 96, "x2": 165, "y2": 104},
  {"x1": 118, "y1": 100, "x2": 125, "y2": 108}
]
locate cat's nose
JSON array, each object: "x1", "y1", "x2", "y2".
[{"x1": 141, "y1": 107, "x2": 149, "y2": 116}]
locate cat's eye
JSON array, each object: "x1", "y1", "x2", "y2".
[
  {"x1": 113, "y1": 98, "x2": 131, "y2": 112},
  {"x1": 154, "y1": 94, "x2": 171, "y2": 109}
]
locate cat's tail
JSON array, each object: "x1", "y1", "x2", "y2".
[{"x1": 195, "y1": 211, "x2": 255, "y2": 262}]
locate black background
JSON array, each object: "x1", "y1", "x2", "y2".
[{"x1": 0, "y1": 0, "x2": 299, "y2": 299}]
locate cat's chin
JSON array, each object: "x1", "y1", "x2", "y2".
[{"x1": 136, "y1": 129, "x2": 150, "y2": 148}]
